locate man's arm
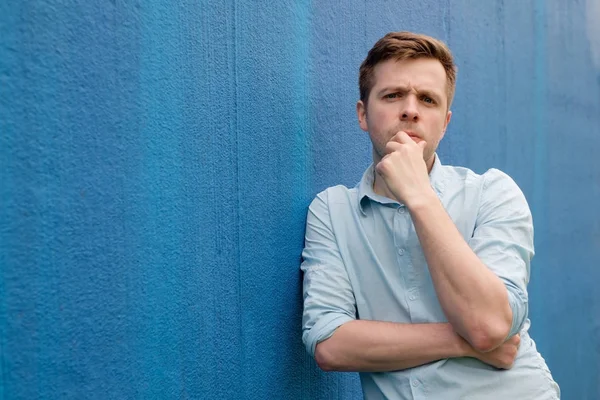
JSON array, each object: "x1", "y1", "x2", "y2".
[
  {"x1": 315, "y1": 321, "x2": 465, "y2": 372},
  {"x1": 315, "y1": 321, "x2": 520, "y2": 372},
  {"x1": 407, "y1": 192, "x2": 512, "y2": 351},
  {"x1": 378, "y1": 132, "x2": 531, "y2": 351}
]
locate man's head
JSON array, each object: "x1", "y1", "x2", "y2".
[
  {"x1": 357, "y1": 32, "x2": 457, "y2": 167},
  {"x1": 359, "y1": 31, "x2": 457, "y2": 109}
]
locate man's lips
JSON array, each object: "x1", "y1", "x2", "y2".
[
  {"x1": 404, "y1": 131, "x2": 422, "y2": 142},
  {"x1": 388, "y1": 129, "x2": 423, "y2": 142}
]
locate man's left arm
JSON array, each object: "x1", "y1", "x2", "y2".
[
  {"x1": 378, "y1": 132, "x2": 531, "y2": 353},
  {"x1": 408, "y1": 170, "x2": 531, "y2": 353}
]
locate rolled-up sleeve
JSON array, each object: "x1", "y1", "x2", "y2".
[
  {"x1": 301, "y1": 190, "x2": 356, "y2": 358},
  {"x1": 467, "y1": 169, "x2": 533, "y2": 338}
]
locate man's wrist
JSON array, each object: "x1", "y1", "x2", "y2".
[
  {"x1": 404, "y1": 187, "x2": 439, "y2": 211},
  {"x1": 449, "y1": 326, "x2": 474, "y2": 358},
  {"x1": 457, "y1": 336, "x2": 476, "y2": 358},
  {"x1": 441, "y1": 323, "x2": 473, "y2": 358}
]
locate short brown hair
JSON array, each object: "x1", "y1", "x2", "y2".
[{"x1": 359, "y1": 32, "x2": 457, "y2": 108}]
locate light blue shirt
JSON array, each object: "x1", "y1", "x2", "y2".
[{"x1": 301, "y1": 155, "x2": 560, "y2": 399}]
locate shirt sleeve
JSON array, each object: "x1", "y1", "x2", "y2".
[
  {"x1": 301, "y1": 189, "x2": 357, "y2": 358},
  {"x1": 467, "y1": 169, "x2": 533, "y2": 338}
]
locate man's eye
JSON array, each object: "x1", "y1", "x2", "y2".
[
  {"x1": 385, "y1": 93, "x2": 400, "y2": 99},
  {"x1": 422, "y1": 97, "x2": 434, "y2": 104}
]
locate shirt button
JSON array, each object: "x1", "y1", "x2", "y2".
[
  {"x1": 397, "y1": 207, "x2": 405, "y2": 214},
  {"x1": 409, "y1": 294, "x2": 417, "y2": 301},
  {"x1": 411, "y1": 379, "x2": 420, "y2": 387},
  {"x1": 397, "y1": 248, "x2": 405, "y2": 256}
]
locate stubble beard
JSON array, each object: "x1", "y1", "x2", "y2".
[{"x1": 371, "y1": 128, "x2": 434, "y2": 164}]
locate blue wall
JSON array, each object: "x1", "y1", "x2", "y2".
[{"x1": 2, "y1": 1, "x2": 599, "y2": 399}]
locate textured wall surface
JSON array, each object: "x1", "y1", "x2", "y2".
[{"x1": 2, "y1": 1, "x2": 599, "y2": 399}]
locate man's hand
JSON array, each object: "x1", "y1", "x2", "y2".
[
  {"x1": 375, "y1": 131, "x2": 433, "y2": 205},
  {"x1": 468, "y1": 334, "x2": 521, "y2": 370}
]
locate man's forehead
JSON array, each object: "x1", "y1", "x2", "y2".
[
  {"x1": 372, "y1": 59, "x2": 447, "y2": 89},
  {"x1": 369, "y1": 59, "x2": 448, "y2": 102}
]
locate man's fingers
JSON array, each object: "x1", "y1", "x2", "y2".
[
  {"x1": 392, "y1": 131, "x2": 412, "y2": 144},
  {"x1": 385, "y1": 141, "x2": 403, "y2": 154},
  {"x1": 390, "y1": 131, "x2": 427, "y2": 148}
]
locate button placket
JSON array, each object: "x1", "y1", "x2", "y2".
[{"x1": 395, "y1": 206, "x2": 407, "y2": 259}]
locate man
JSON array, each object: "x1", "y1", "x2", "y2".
[{"x1": 301, "y1": 31, "x2": 560, "y2": 399}]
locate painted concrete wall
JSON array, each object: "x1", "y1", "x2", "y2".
[{"x1": 2, "y1": 1, "x2": 599, "y2": 399}]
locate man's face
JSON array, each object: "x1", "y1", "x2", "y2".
[{"x1": 357, "y1": 58, "x2": 452, "y2": 166}]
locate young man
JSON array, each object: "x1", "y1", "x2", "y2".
[{"x1": 301, "y1": 32, "x2": 560, "y2": 399}]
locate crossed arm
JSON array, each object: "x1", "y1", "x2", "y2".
[{"x1": 314, "y1": 320, "x2": 520, "y2": 372}]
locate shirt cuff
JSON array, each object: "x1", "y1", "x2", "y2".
[
  {"x1": 303, "y1": 312, "x2": 354, "y2": 358},
  {"x1": 507, "y1": 285, "x2": 529, "y2": 337}
]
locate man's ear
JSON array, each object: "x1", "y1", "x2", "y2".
[
  {"x1": 357, "y1": 100, "x2": 369, "y2": 132},
  {"x1": 441, "y1": 110, "x2": 452, "y2": 138}
]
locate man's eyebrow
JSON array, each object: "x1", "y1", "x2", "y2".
[
  {"x1": 377, "y1": 86, "x2": 409, "y2": 96},
  {"x1": 416, "y1": 89, "x2": 443, "y2": 102},
  {"x1": 376, "y1": 86, "x2": 443, "y2": 102}
]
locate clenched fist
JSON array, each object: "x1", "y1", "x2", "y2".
[
  {"x1": 471, "y1": 334, "x2": 521, "y2": 370},
  {"x1": 375, "y1": 131, "x2": 435, "y2": 206}
]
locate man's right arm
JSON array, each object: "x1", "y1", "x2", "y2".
[
  {"x1": 315, "y1": 321, "x2": 466, "y2": 372},
  {"x1": 315, "y1": 320, "x2": 519, "y2": 372},
  {"x1": 301, "y1": 191, "x2": 518, "y2": 373}
]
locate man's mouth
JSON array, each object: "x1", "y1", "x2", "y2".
[
  {"x1": 388, "y1": 128, "x2": 423, "y2": 142},
  {"x1": 404, "y1": 131, "x2": 422, "y2": 142}
]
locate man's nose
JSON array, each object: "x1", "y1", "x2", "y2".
[{"x1": 400, "y1": 96, "x2": 419, "y2": 122}]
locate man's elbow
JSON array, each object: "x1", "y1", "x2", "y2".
[
  {"x1": 314, "y1": 340, "x2": 340, "y2": 372},
  {"x1": 467, "y1": 318, "x2": 512, "y2": 353}
]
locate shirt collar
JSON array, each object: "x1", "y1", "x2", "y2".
[{"x1": 357, "y1": 153, "x2": 446, "y2": 215}]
